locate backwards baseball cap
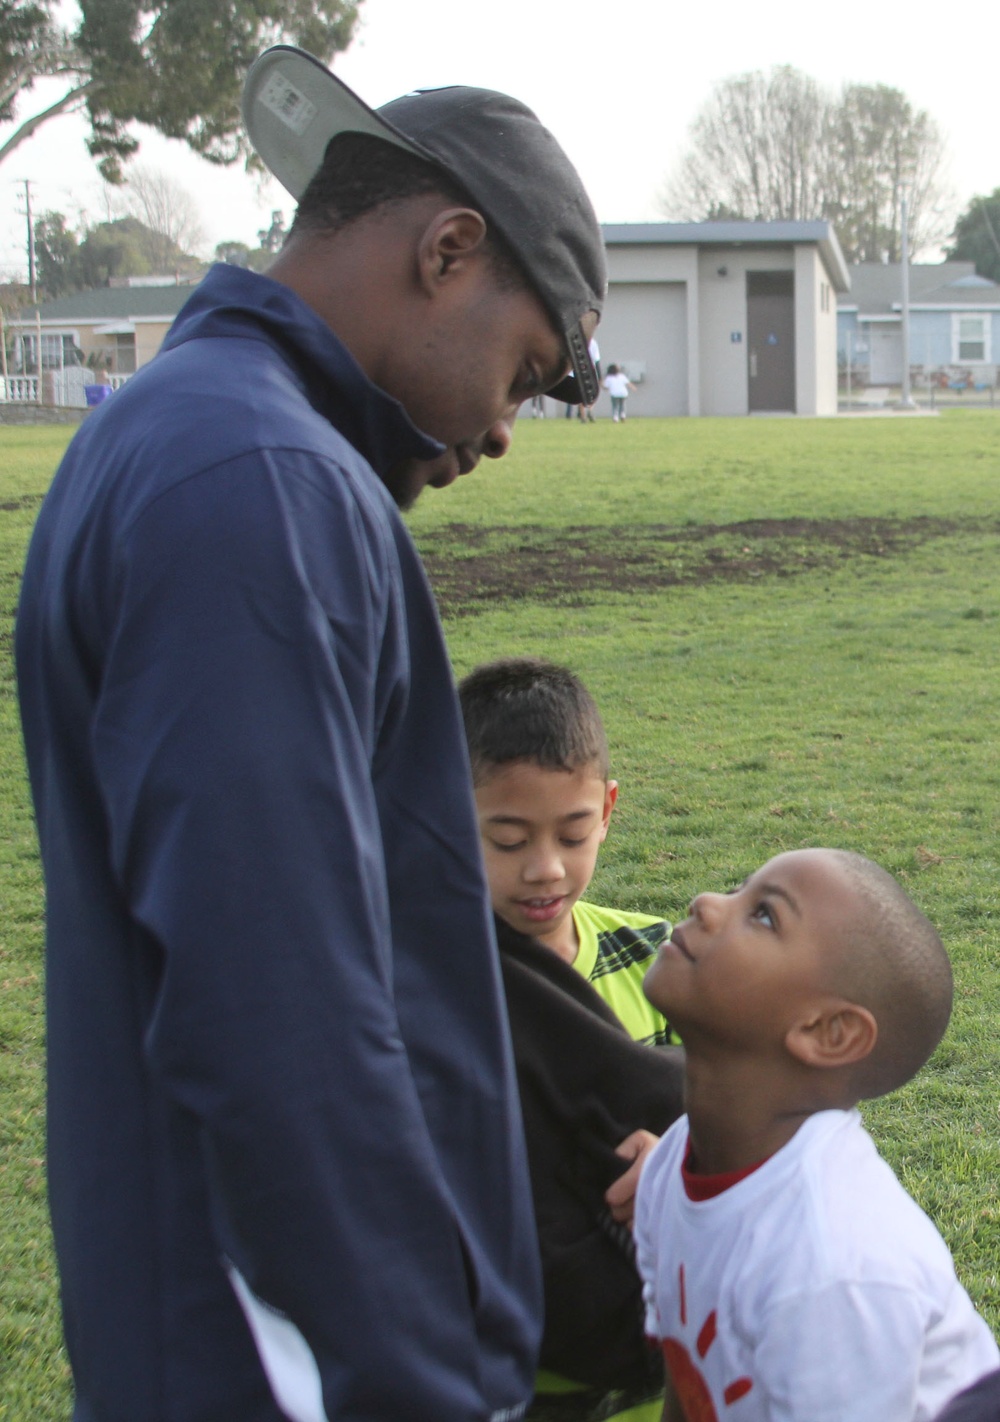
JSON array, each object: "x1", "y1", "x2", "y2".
[{"x1": 242, "y1": 46, "x2": 606, "y2": 405}]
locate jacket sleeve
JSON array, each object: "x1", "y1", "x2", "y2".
[
  {"x1": 91, "y1": 453, "x2": 502, "y2": 1420},
  {"x1": 497, "y1": 921, "x2": 683, "y2": 1388}
]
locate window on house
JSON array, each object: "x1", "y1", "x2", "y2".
[
  {"x1": 19, "y1": 333, "x2": 80, "y2": 369},
  {"x1": 114, "y1": 333, "x2": 137, "y2": 374},
  {"x1": 954, "y1": 314, "x2": 990, "y2": 363}
]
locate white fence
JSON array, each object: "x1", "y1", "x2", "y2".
[
  {"x1": 0, "y1": 368, "x2": 130, "y2": 407},
  {"x1": 1, "y1": 374, "x2": 38, "y2": 402}
]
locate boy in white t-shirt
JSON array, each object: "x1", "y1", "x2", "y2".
[{"x1": 636, "y1": 848, "x2": 999, "y2": 1422}]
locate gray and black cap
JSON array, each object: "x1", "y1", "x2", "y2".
[{"x1": 242, "y1": 46, "x2": 606, "y2": 405}]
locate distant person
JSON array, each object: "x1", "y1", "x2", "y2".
[
  {"x1": 563, "y1": 336, "x2": 601, "y2": 420},
  {"x1": 603, "y1": 363, "x2": 636, "y2": 421},
  {"x1": 459, "y1": 657, "x2": 684, "y2": 1422},
  {"x1": 15, "y1": 44, "x2": 606, "y2": 1422},
  {"x1": 636, "y1": 848, "x2": 1000, "y2": 1422},
  {"x1": 579, "y1": 335, "x2": 602, "y2": 421}
]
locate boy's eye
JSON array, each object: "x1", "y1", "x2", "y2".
[
  {"x1": 490, "y1": 838, "x2": 526, "y2": 853},
  {"x1": 751, "y1": 901, "x2": 775, "y2": 929},
  {"x1": 561, "y1": 836, "x2": 587, "y2": 848}
]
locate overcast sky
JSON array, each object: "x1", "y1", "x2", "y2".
[{"x1": 2, "y1": 0, "x2": 999, "y2": 280}]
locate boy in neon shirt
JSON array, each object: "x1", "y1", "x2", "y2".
[{"x1": 459, "y1": 657, "x2": 683, "y2": 1421}]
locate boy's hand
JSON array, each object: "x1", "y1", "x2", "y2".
[{"x1": 605, "y1": 1129, "x2": 660, "y2": 1227}]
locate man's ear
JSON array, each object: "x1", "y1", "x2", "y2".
[
  {"x1": 416, "y1": 208, "x2": 488, "y2": 294},
  {"x1": 785, "y1": 999, "x2": 877, "y2": 1070}
]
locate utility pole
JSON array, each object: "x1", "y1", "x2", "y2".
[
  {"x1": 900, "y1": 197, "x2": 915, "y2": 408},
  {"x1": 24, "y1": 179, "x2": 37, "y2": 304}
]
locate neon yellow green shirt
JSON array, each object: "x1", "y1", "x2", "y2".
[{"x1": 571, "y1": 900, "x2": 677, "y2": 1047}]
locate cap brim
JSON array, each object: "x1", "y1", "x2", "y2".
[
  {"x1": 547, "y1": 321, "x2": 598, "y2": 405},
  {"x1": 242, "y1": 46, "x2": 425, "y2": 200},
  {"x1": 243, "y1": 46, "x2": 603, "y2": 408}
]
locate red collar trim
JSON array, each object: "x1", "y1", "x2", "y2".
[{"x1": 681, "y1": 1134, "x2": 769, "y2": 1200}]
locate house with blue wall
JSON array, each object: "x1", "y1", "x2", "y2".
[{"x1": 838, "y1": 263, "x2": 1000, "y2": 389}]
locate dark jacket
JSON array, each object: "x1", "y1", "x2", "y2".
[
  {"x1": 934, "y1": 1371, "x2": 1000, "y2": 1422},
  {"x1": 16, "y1": 264, "x2": 541, "y2": 1422},
  {"x1": 495, "y1": 917, "x2": 684, "y2": 1390}
]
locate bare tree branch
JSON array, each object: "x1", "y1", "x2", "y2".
[{"x1": 660, "y1": 67, "x2": 952, "y2": 261}]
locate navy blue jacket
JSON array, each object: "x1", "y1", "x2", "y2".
[{"x1": 16, "y1": 264, "x2": 542, "y2": 1422}]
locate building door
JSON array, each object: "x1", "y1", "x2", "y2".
[
  {"x1": 747, "y1": 272, "x2": 795, "y2": 411},
  {"x1": 595, "y1": 281, "x2": 688, "y2": 416},
  {"x1": 869, "y1": 326, "x2": 902, "y2": 385}
]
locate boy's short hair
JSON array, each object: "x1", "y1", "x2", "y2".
[
  {"x1": 828, "y1": 850, "x2": 953, "y2": 1099},
  {"x1": 458, "y1": 658, "x2": 609, "y2": 785}
]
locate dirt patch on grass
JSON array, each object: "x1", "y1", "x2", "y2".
[{"x1": 417, "y1": 515, "x2": 978, "y2": 617}]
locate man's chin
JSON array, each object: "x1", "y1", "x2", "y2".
[
  {"x1": 383, "y1": 453, "x2": 460, "y2": 510},
  {"x1": 381, "y1": 460, "x2": 427, "y2": 511}
]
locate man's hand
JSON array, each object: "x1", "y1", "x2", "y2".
[{"x1": 605, "y1": 1129, "x2": 660, "y2": 1226}]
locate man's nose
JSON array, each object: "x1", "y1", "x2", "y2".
[{"x1": 482, "y1": 417, "x2": 513, "y2": 461}]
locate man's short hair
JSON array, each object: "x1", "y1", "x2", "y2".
[
  {"x1": 828, "y1": 850, "x2": 953, "y2": 1099},
  {"x1": 458, "y1": 657, "x2": 610, "y2": 785},
  {"x1": 289, "y1": 132, "x2": 528, "y2": 292}
]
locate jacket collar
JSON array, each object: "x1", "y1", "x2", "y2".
[{"x1": 163, "y1": 264, "x2": 445, "y2": 479}]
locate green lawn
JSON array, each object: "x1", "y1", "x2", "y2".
[{"x1": 2, "y1": 411, "x2": 999, "y2": 1415}]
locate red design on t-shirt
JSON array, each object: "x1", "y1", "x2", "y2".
[
  {"x1": 696, "y1": 1309, "x2": 717, "y2": 1358},
  {"x1": 664, "y1": 1337, "x2": 719, "y2": 1421},
  {"x1": 662, "y1": 1264, "x2": 754, "y2": 1418}
]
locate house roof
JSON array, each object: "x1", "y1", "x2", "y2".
[
  {"x1": 838, "y1": 262, "x2": 1000, "y2": 314},
  {"x1": 601, "y1": 220, "x2": 850, "y2": 291},
  {"x1": 26, "y1": 283, "x2": 201, "y2": 322}
]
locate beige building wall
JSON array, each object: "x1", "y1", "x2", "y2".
[
  {"x1": 37, "y1": 314, "x2": 177, "y2": 376},
  {"x1": 603, "y1": 246, "x2": 700, "y2": 414},
  {"x1": 697, "y1": 248, "x2": 794, "y2": 415},
  {"x1": 792, "y1": 246, "x2": 839, "y2": 415},
  {"x1": 135, "y1": 319, "x2": 173, "y2": 369}
]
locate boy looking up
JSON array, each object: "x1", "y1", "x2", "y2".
[{"x1": 636, "y1": 848, "x2": 999, "y2": 1422}]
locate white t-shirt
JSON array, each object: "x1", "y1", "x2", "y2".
[
  {"x1": 603, "y1": 371, "x2": 631, "y2": 399},
  {"x1": 635, "y1": 1109, "x2": 999, "y2": 1422}
]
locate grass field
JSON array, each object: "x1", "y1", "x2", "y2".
[{"x1": 2, "y1": 411, "x2": 999, "y2": 1415}]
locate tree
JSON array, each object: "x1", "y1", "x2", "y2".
[
  {"x1": 663, "y1": 67, "x2": 830, "y2": 224},
  {"x1": 1, "y1": 0, "x2": 363, "y2": 182},
  {"x1": 215, "y1": 238, "x2": 273, "y2": 272},
  {"x1": 661, "y1": 67, "x2": 951, "y2": 262},
  {"x1": 34, "y1": 209, "x2": 80, "y2": 296},
  {"x1": 947, "y1": 188, "x2": 1000, "y2": 283},
  {"x1": 823, "y1": 84, "x2": 949, "y2": 262},
  {"x1": 33, "y1": 209, "x2": 202, "y2": 295},
  {"x1": 115, "y1": 165, "x2": 205, "y2": 269},
  {"x1": 257, "y1": 209, "x2": 287, "y2": 253}
]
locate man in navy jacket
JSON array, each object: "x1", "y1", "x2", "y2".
[{"x1": 15, "y1": 47, "x2": 606, "y2": 1422}]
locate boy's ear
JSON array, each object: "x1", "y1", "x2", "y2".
[
  {"x1": 599, "y1": 780, "x2": 618, "y2": 841},
  {"x1": 785, "y1": 999, "x2": 877, "y2": 1071}
]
